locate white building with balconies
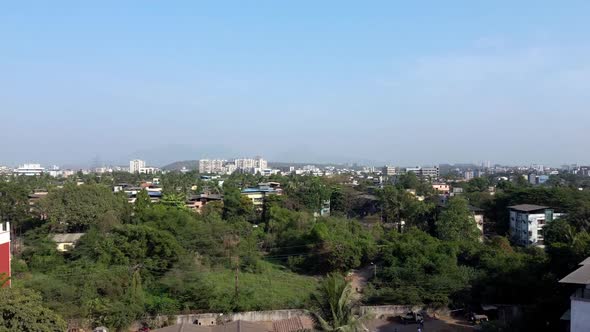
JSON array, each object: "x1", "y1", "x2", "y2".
[
  {"x1": 509, "y1": 204, "x2": 565, "y2": 247},
  {"x1": 14, "y1": 164, "x2": 44, "y2": 176}
]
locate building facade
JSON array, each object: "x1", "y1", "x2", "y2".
[
  {"x1": 14, "y1": 164, "x2": 44, "y2": 176},
  {"x1": 129, "y1": 159, "x2": 146, "y2": 173},
  {"x1": 559, "y1": 257, "x2": 590, "y2": 332},
  {"x1": 404, "y1": 166, "x2": 439, "y2": 180},
  {"x1": 382, "y1": 165, "x2": 397, "y2": 176},
  {"x1": 0, "y1": 222, "x2": 10, "y2": 287},
  {"x1": 199, "y1": 159, "x2": 226, "y2": 174},
  {"x1": 432, "y1": 183, "x2": 450, "y2": 193},
  {"x1": 139, "y1": 167, "x2": 160, "y2": 174},
  {"x1": 509, "y1": 204, "x2": 565, "y2": 246}
]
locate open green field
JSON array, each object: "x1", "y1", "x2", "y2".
[{"x1": 201, "y1": 261, "x2": 319, "y2": 311}]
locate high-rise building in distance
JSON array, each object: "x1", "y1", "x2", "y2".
[{"x1": 129, "y1": 159, "x2": 146, "y2": 173}]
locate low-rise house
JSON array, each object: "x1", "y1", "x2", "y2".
[
  {"x1": 451, "y1": 187, "x2": 464, "y2": 195},
  {"x1": 242, "y1": 185, "x2": 282, "y2": 207},
  {"x1": 559, "y1": 257, "x2": 590, "y2": 331},
  {"x1": 509, "y1": 204, "x2": 565, "y2": 247},
  {"x1": 186, "y1": 194, "x2": 223, "y2": 213},
  {"x1": 432, "y1": 183, "x2": 450, "y2": 194},
  {"x1": 51, "y1": 233, "x2": 85, "y2": 252}
]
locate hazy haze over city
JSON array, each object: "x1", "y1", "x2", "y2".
[{"x1": 1, "y1": 1, "x2": 589, "y2": 166}]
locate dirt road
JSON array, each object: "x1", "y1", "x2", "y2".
[{"x1": 350, "y1": 265, "x2": 374, "y2": 298}]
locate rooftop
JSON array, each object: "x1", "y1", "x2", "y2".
[
  {"x1": 153, "y1": 321, "x2": 270, "y2": 332},
  {"x1": 469, "y1": 205, "x2": 484, "y2": 212},
  {"x1": 51, "y1": 233, "x2": 85, "y2": 243},
  {"x1": 508, "y1": 204, "x2": 549, "y2": 212},
  {"x1": 560, "y1": 257, "x2": 590, "y2": 285},
  {"x1": 242, "y1": 187, "x2": 277, "y2": 193}
]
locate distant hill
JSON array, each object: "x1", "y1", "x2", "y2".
[
  {"x1": 268, "y1": 161, "x2": 351, "y2": 169},
  {"x1": 162, "y1": 160, "x2": 199, "y2": 171}
]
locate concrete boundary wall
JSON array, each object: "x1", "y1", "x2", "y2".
[
  {"x1": 359, "y1": 305, "x2": 420, "y2": 317},
  {"x1": 168, "y1": 305, "x2": 449, "y2": 326},
  {"x1": 174, "y1": 309, "x2": 310, "y2": 325}
]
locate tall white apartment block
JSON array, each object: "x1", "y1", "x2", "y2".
[
  {"x1": 234, "y1": 157, "x2": 268, "y2": 174},
  {"x1": 199, "y1": 159, "x2": 226, "y2": 174},
  {"x1": 129, "y1": 159, "x2": 146, "y2": 173}
]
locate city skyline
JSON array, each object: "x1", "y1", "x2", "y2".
[{"x1": 0, "y1": 154, "x2": 583, "y2": 170}]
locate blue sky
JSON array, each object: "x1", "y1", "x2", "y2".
[{"x1": 1, "y1": 1, "x2": 589, "y2": 166}]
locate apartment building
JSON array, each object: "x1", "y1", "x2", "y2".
[
  {"x1": 404, "y1": 166, "x2": 439, "y2": 180},
  {"x1": 14, "y1": 164, "x2": 44, "y2": 176},
  {"x1": 382, "y1": 165, "x2": 397, "y2": 176},
  {"x1": 509, "y1": 204, "x2": 564, "y2": 247},
  {"x1": 199, "y1": 159, "x2": 226, "y2": 174},
  {"x1": 129, "y1": 159, "x2": 146, "y2": 173}
]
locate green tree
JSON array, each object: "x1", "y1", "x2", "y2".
[
  {"x1": 0, "y1": 182, "x2": 30, "y2": 237},
  {"x1": 41, "y1": 183, "x2": 130, "y2": 232},
  {"x1": 74, "y1": 225, "x2": 183, "y2": 276},
  {"x1": 0, "y1": 287, "x2": 66, "y2": 332},
  {"x1": 436, "y1": 197, "x2": 480, "y2": 242},
  {"x1": 369, "y1": 228, "x2": 474, "y2": 307},
  {"x1": 378, "y1": 185, "x2": 433, "y2": 230},
  {"x1": 160, "y1": 192, "x2": 186, "y2": 210},
  {"x1": 397, "y1": 172, "x2": 420, "y2": 190},
  {"x1": 222, "y1": 185, "x2": 255, "y2": 222},
  {"x1": 135, "y1": 189, "x2": 152, "y2": 214},
  {"x1": 312, "y1": 273, "x2": 368, "y2": 332}
]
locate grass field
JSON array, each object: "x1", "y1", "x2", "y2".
[{"x1": 201, "y1": 261, "x2": 319, "y2": 311}]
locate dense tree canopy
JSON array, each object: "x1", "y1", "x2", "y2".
[
  {"x1": 0, "y1": 287, "x2": 66, "y2": 332},
  {"x1": 40, "y1": 184, "x2": 130, "y2": 232},
  {"x1": 2, "y1": 170, "x2": 590, "y2": 332}
]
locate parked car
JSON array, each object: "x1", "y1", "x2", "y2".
[
  {"x1": 468, "y1": 312, "x2": 489, "y2": 324},
  {"x1": 399, "y1": 311, "x2": 424, "y2": 325}
]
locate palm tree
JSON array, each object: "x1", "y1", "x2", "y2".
[{"x1": 312, "y1": 273, "x2": 369, "y2": 332}]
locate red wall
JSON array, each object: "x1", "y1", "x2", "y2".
[{"x1": 0, "y1": 242, "x2": 10, "y2": 287}]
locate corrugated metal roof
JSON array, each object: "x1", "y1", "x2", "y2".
[
  {"x1": 153, "y1": 321, "x2": 269, "y2": 332},
  {"x1": 272, "y1": 317, "x2": 314, "y2": 332}
]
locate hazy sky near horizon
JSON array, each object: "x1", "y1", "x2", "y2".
[{"x1": 1, "y1": 1, "x2": 589, "y2": 167}]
